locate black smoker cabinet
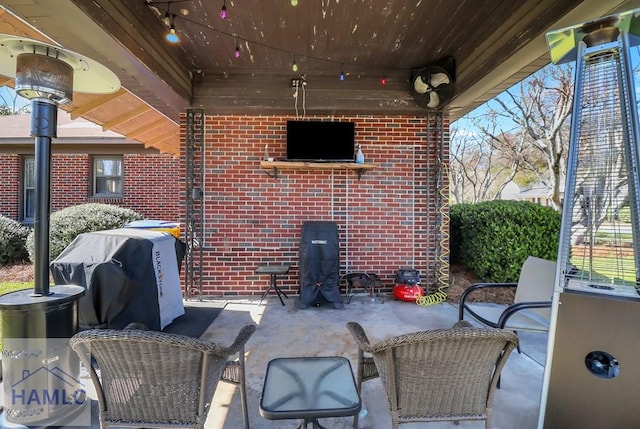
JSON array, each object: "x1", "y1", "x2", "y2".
[{"x1": 299, "y1": 221, "x2": 344, "y2": 309}]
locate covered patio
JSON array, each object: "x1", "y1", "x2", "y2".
[
  {"x1": 0, "y1": 2, "x2": 632, "y2": 428},
  {"x1": 0, "y1": 296, "x2": 546, "y2": 428}
]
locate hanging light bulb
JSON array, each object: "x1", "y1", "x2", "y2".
[
  {"x1": 166, "y1": 15, "x2": 179, "y2": 43},
  {"x1": 220, "y1": 0, "x2": 227, "y2": 19},
  {"x1": 340, "y1": 64, "x2": 346, "y2": 81},
  {"x1": 291, "y1": 0, "x2": 298, "y2": 6},
  {"x1": 234, "y1": 40, "x2": 241, "y2": 58},
  {"x1": 292, "y1": 56, "x2": 298, "y2": 72},
  {"x1": 380, "y1": 77, "x2": 387, "y2": 85}
]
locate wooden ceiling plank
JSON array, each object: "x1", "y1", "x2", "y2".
[
  {"x1": 102, "y1": 105, "x2": 149, "y2": 131},
  {"x1": 144, "y1": 132, "x2": 178, "y2": 148},
  {"x1": 127, "y1": 119, "x2": 172, "y2": 140},
  {"x1": 0, "y1": 77, "x2": 13, "y2": 87},
  {"x1": 70, "y1": 89, "x2": 127, "y2": 119}
]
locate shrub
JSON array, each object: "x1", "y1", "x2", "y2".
[
  {"x1": 450, "y1": 200, "x2": 561, "y2": 282},
  {"x1": 449, "y1": 203, "x2": 471, "y2": 264},
  {"x1": 0, "y1": 216, "x2": 30, "y2": 264},
  {"x1": 26, "y1": 203, "x2": 143, "y2": 262}
]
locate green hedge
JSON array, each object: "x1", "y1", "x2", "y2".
[
  {"x1": 450, "y1": 200, "x2": 561, "y2": 282},
  {"x1": 26, "y1": 203, "x2": 143, "y2": 262},
  {"x1": 0, "y1": 216, "x2": 30, "y2": 264}
]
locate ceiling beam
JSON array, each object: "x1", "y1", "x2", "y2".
[
  {"x1": 144, "y1": 132, "x2": 179, "y2": 149},
  {"x1": 102, "y1": 105, "x2": 149, "y2": 131},
  {"x1": 70, "y1": 90, "x2": 127, "y2": 119},
  {"x1": 126, "y1": 119, "x2": 171, "y2": 140}
]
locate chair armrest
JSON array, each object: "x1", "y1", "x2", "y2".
[
  {"x1": 458, "y1": 282, "x2": 517, "y2": 321},
  {"x1": 497, "y1": 300, "x2": 552, "y2": 328}
]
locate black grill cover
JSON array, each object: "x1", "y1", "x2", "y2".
[
  {"x1": 50, "y1": 229, "x2": 186, "y2": 330},
  {"x1": 299, "y1": 221, "x2": 344, "y2": 309}
]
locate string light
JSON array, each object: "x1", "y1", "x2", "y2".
[
  {"x1": 291, "y1": 0, "x2": 298, "y2": 6},
  {"x1": 166, "y1": 14, "x2": 179, "y2": 43},
  {"x1": 150, "y1": 5, "x2": 414, "y2": 77},
  {"x1": 220, "y1": 0, "x2": 227, "y2": 19}
]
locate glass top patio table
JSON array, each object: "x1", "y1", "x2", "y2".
[{"x1": 260, "y1": 356, "x2": 361, "y2": 428}]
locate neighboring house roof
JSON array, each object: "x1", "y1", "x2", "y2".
[
  {"x1": 500, "y1": 182, "x2": 522, "y2": 200},
  {"x1": 0, "y1": 111, "x2": 159, "y2": 154},
  {"x1": 0, "y1": 111, "x2": 123, "y2": 138},
  {"x1": 503, "y1": 180, "x2": 566, "y2": 201}
]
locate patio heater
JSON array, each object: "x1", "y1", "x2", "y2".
[
  {"x1": 0, "y1": 34, "x2": 120, "y2": 426},
  {"x1": 539, "y1": 9, "x2": 640, "y2": 428}
]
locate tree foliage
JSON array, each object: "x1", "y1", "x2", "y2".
[{"x1": 451, "y1": 64, "x2": 574, "y2": 210}]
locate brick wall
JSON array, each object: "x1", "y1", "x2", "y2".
[
  {"x1": 0, "y1": 154, "x2": 20, "y2": 219},
  {"x1": 180, "y1": 114, "x2": 450, "y2": 298},
  {"x1": 0, "y1": 153, "x2": 181, "y2": 221}
]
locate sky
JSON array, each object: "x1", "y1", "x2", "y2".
[
  {"x1": 0, "y1": 86, "x2": 30, "y2": 113},
  {"x1": 452, "y1": 45, "x2": 640, "y2": 143}
]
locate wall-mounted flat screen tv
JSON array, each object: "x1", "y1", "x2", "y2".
[{"x1": 286, "y1": 120, "x2": 355, "y2": 162}]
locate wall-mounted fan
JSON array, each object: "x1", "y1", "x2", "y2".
[{"x1": 411, "y1": 58, "x2": 455, "y2": 110}]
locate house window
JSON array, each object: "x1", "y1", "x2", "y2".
[
  {"x1": 22, "y1": 156, "x2": 35, "y2": 221},
  {"x1": 93, "y1": 156, "x2": 123, "y2": 196}
]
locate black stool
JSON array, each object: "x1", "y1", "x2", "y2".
[{"x1": 256, "y1": 264, "x2": 290, "y2": 306}]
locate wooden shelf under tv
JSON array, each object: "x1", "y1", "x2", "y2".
[{"x1": 260, "y1": 161, "x2": 377, "y2": 179}]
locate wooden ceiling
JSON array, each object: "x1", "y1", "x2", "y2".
[{"x1": 1, "y1": 0, "x2": 639, "y2": 156}]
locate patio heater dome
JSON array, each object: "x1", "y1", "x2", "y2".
[{"x1": 0, "y1": 34, "x2": 121, "y2": 101}]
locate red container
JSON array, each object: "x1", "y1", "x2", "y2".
[{"x1": 393, "y1": 284, "x2": 423, "y2": 302}]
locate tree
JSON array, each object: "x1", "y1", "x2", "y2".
[
  {"x1": 483, "y1": 64, "x2": 574, "y2": 210},
  {"x1": 450, "y1": 120, "x2": 520, "y2": 203}
]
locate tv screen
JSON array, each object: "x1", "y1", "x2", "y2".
[{"x1": 286, "y1": 120, "x2": 355, "y2": 162}]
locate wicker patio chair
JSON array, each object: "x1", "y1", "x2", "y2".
[
  {"x1": 70, "y1": 324, "x2": 256, "y2": 429},
  {"x1": 346, "y1": 321, "x2": 518, "y2": 429}
]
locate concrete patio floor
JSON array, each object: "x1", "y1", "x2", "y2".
[
  {"x1": 0, "y1": 293, "x2": 547, "y2": 429},
  {"x1": 202, "y1": 294, "x2": 548, "y2": 429}
]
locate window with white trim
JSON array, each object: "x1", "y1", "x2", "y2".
[
  {"x1": 22, "y1": 156, "x2": 35, "y2": 222},
  {"x1": 93, "y1": 156, "x2": 123, "y2": 196}
]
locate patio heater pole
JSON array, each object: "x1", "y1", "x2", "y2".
[{"x1": 32, "y1": 99, "x2": 57, "y2": 296}]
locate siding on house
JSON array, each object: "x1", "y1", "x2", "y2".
[{"x1": 178, "y1": 114, "x2": 450, "y2": 297}]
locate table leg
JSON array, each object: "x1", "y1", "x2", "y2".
[
  {"x1": 258, "y1": 274, "x2": 289, "y2": 306},
  {"x1": 296, "y1": 418, "x2": 327, "y2": 429},
  {"x1": 271, "y1": 274, "x2": 288, "y2": 306}
]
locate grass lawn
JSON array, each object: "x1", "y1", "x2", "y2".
[{"x1": 0, "y1": 282, "x2": 31, "y2": 295}]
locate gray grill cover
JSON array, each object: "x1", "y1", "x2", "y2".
[{"x1": 50, "y1": 229, "x2": 186, "y2": 330}]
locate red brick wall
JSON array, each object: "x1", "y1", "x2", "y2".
[
  {"x1": 0, "y1": 153, "x2": 181, "y2": 221},
  {"x1": 0, "y1": 154, "x2": 20, "y2": 219},
  {"x1": 180, "y1": 114, "x2": 450, "y2": 297}
]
